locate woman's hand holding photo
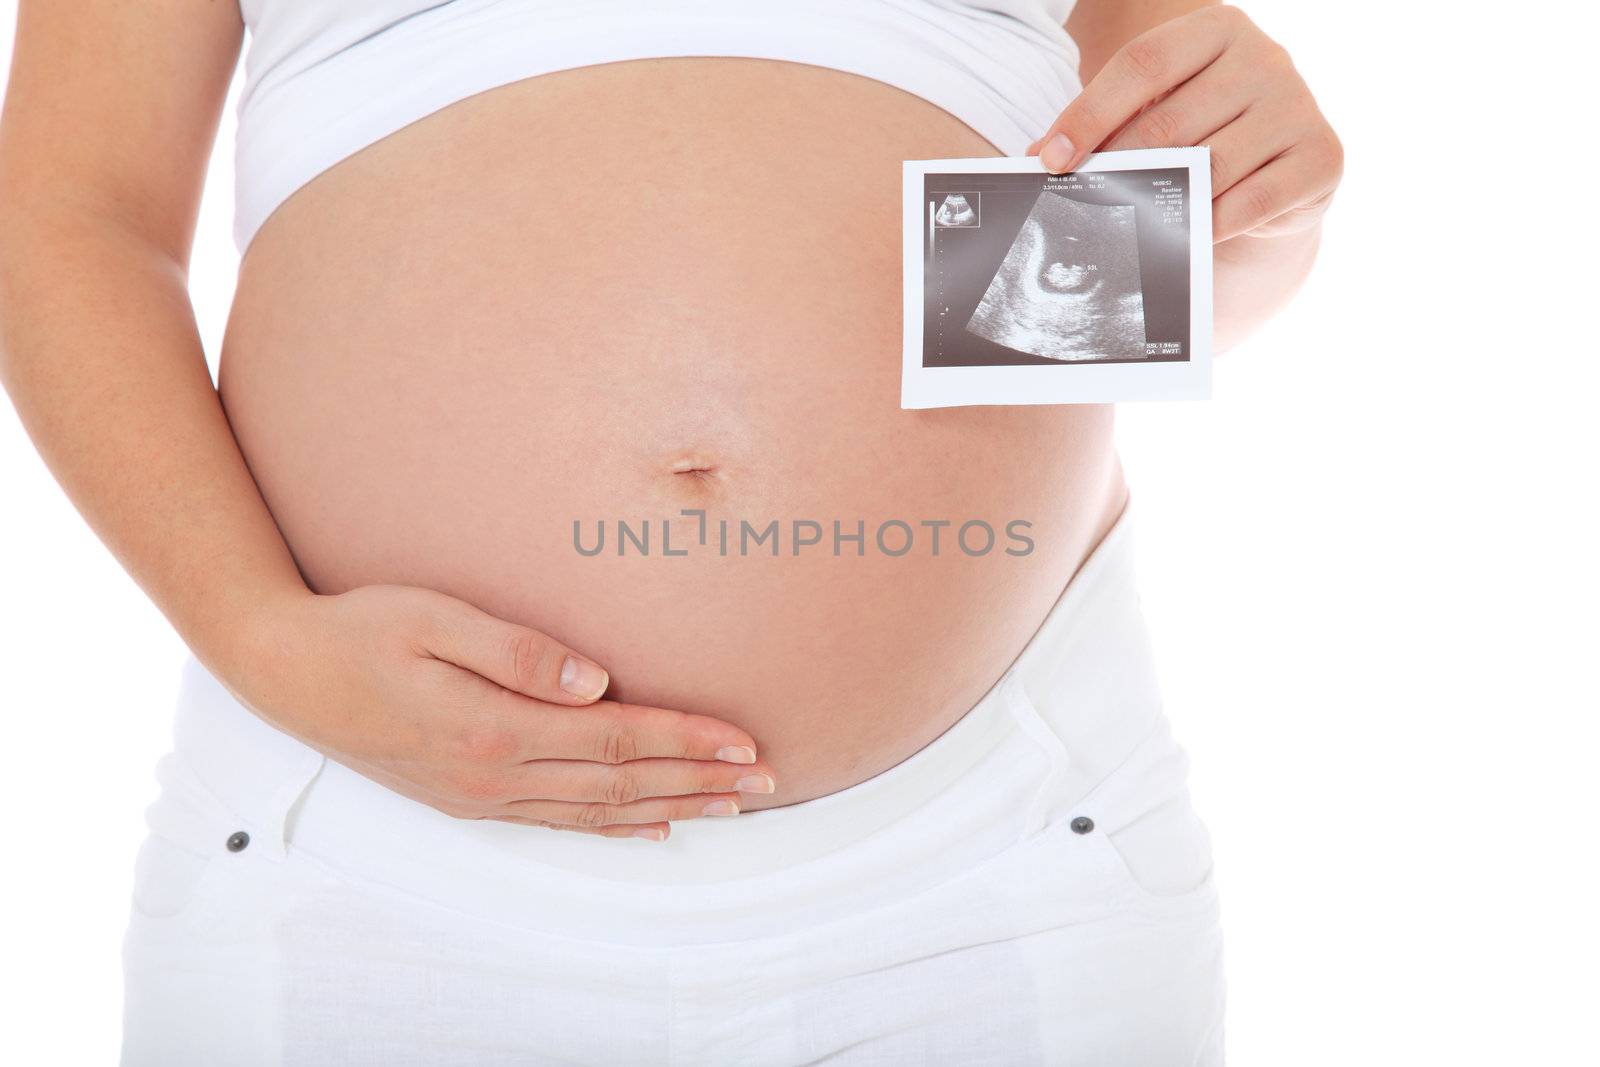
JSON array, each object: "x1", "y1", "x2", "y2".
[{"x1": 1030, "y1": 4, "x2": 1344, "y2": 244}]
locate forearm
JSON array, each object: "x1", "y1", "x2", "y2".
[
  {"x1": 1213, "y1": 220, "x2": 1324, "y2": 353},
  {"x1": 0, "y1": 206, "x2": 312, "y2": 679}
]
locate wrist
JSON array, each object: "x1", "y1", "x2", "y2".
[
  {"x1": 1215, "y1": 217, "x2": 1323, "y2": 263},
  {"x1": 188, "y1": 581, "x2": 322, "y2": 711},
  {"x1": 1213, "y1": 220, "x2": 1325, "y2": 353}
]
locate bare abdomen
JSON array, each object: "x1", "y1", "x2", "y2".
[{"x1": 218, "y1": 58, "x2": 1125, "y2": 809}]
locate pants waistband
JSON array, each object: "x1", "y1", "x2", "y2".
[{"x1": 166, "y1": 500, "x2": 1176, "y2": 944}]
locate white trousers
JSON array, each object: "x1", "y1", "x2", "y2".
[{"x1": 122, "y1": 506, "x2": 1225, "y2": 1065}]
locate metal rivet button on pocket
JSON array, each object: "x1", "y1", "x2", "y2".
[
  {"x1": 1070, "y1": 816, "x2": 1095, "y2": 835},
  {"x1": 225, "y1": 831, "x2": 251, "y2": 853}
]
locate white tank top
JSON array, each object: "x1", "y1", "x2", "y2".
[{"x1": 232, "y1": 0, "x2": 1084, "y2": 253}]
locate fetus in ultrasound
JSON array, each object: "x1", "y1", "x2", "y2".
[
  {"x1": 965, "y1": 192, "x2": 1147, "y2": 361},
  {"x1": 935, "y1": 193, "x2": 978, "y2": 227}
]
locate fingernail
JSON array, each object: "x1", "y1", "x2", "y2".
[
  {"x1": 715, "y1": 745, "x2": 757, "y2": 764},
  {"x1": 734, "y1": 773, "x2": 775, "y2": 794},
  {"x1": 702, "y1": 799, "x2": 739, "y2": 816},
  {"x1": 559, "y1": 656, "x2": 608, "y2": 700},
  {"x1": 1040, "y1": 133, "x2": 1075, "y2": 173},
  {"x1": 633, "y1": 827, "x2": 666, "y2": 841}
]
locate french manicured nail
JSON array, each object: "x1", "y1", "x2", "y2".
[
  {"x1": 633, "y1": 827, "x2": 666, "y2": 841},
  {"x1": 1040, "y1": 133, "x2": 1075, "y2": 173},
  {"x1": 559, "y1": 656, "x2": 608, "y2": 700},
  {"x1": 702, "y1": 799, "x2": 740, "y2": 816},
  {"x1": 715, "y1": 745, "x2": 757, "y2": 764},
  {"x1": 734, "y1": 773, "x2": 775, "y2": 794}
]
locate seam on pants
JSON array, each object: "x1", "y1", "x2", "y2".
[
  {"x1": 1007, "y1": 677, "x2": 1174, "y2": 843},
  {"x1": 666, "y1": 948, "x2": 678, "y2": 1067},
  {"x1": 1191, "y1": 990, "x2": 1227, "y2": 1066},
  {"x1": 267, "y1": 754, "x2": 328, "y2": 856},
  {"x1": 1005, "y1": 671, "x2": 1072, "y2": 840}
]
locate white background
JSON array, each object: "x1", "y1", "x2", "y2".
[{"x1": 2, "y1": 2, "x2": 1596, "y2": 1063}]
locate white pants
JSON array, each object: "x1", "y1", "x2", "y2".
[{"x1": 122, "y1": 506, "x2": 1225, "y2": 1065}]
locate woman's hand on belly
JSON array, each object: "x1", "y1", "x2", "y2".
[{"x1": 231, "y1": 585, "x2": 777, "y2": 841}]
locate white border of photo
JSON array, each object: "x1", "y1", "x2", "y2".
[{"x1": 901, "y1": 146, "x2": 1213, "y2": 408}]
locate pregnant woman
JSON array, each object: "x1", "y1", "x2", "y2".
[{"x1": 0, "y1": 1, "x2": 1340, "y2": 1062}]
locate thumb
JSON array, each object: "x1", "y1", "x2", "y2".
[{"x1": 424, "y1": 599, "x2": 610, "y2": 705}]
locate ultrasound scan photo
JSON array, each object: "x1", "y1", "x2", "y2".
[
  {"x1": 965, "y1": 192, "x2": 1146, "y2": 361},
  {"x1": 935, "y1": 193, "x2": 979, "y2": 227},
  {"x1": 902, "y1": 148, "x2": 1211, "y2": 406}
]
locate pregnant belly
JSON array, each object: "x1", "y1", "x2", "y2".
[{"x1": 219, "y1": 58, "x2": 1125, "y2": 809}]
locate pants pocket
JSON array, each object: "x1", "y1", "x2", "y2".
[
  {"x1": 1095, "y1": 786, "x2": 1217, "y2": 902},
  {"x1": 1067, "y1": 732, "x2": 1217, "y2": 907},
  {"x1": 127, "y1": 738, "x2": 326, "y2": 923},
  {"x1": 128, "y1": 753, "x2": 232, "y2": 922},
  {"x1": 1006, "y1": 674, "x2": 1218, "y2": 906},
  {"x1": 129, "y1": 832, "x2": 220, "y2": 922}
]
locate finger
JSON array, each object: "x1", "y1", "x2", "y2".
[
  {"x1": 493, "y1": 814, "x2": 671, "y2": 842},
  {"x1": 505, "y1": 757, "x2": 777, "y2": 805},
  {"x1": 1211, "y1": 145, "x2": 1336, "y2": 243},
  {"x1": 478, "y1": 685, "x2": 762, "y2": 765},
  {"x1": 1098, "y1": 61, "x2": 1254, "y2": 154},
  {"x1": 423, "y1": 598, "x2": 611, "y2": 706},
  {"x1": 1035, "y1": 6, "x2": 1243, "y2": 173},
  {"x1": 1092, "y1": 93, "x2": 1171, "y2": 156},
  {"x1": 1195, "y1": 104, "x2": 1299, "y2": 198},
  {"x1": 353, "y1": 754, "x2": 684, "y2": 840},
  {"x1": 500, "y1": 790, "x2": 748, "y2": 829}
]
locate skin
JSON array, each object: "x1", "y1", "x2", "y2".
[
  {"x1": 1057, "y1": 0, "x2": 1344, "y2": 348},
  {"x1": 0, "y1": 2, "x2": 768, "y2": 843},
  {"x1": 214, "y1": 57, "x2": 1125, "y2": 822},
  {"x1": 0, "y1": 0, "x2": 1338, "y2": 842}
]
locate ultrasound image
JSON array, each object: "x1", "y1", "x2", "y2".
[
  {"x1": 964, "y1": 192, "x2": 1146, "y2": 361},
  {"x1": 920, "y1": 165, "x2": 1191, "y2": 371},
  {"x1": 935, "y1": 193, "x2": 978, "y2": 227}
]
